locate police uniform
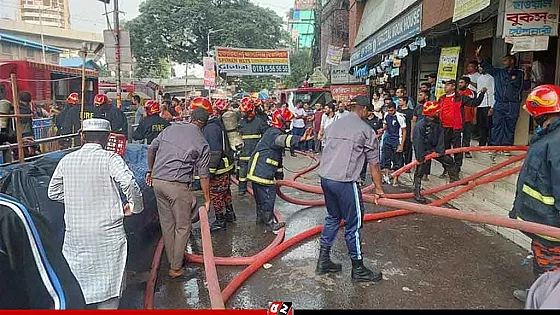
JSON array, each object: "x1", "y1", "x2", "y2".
[
  {"x1": 238, "y1": 116, "x2": 269, "y2": 194},
  {"x1": 247, "y1": 126, "x2": 300, "y2": 231},
  {"x1": 317, "y1": 100, "x2": 383, "y2": 282},
  {"x1": 131, "y1": 114, "x2": 170, "y2": 144},
  {"x1": 202, "y1": 116, "x2": 235, "y2": 231}
]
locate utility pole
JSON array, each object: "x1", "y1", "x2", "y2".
[
  {"x1": 113, "y1": 0, "x2": 122, "y2": 109},
  {"x1": 312, "y1": 0, "x2": 322, "y2": 69}
]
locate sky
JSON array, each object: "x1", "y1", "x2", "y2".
[{"x1": 0, "y1": 0, "x2": 293, "y2": 33}]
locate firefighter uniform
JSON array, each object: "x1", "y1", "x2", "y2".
[
  {"x1": 508, "y1": 85, "x2": 560, "y2": 302},
  {"x1": 412, "y1": 101, "x2": 460, "y2": 203},
  {"x1": 203, "y1": 116, "x2": 235, "y2": 232},
  {"x1": 248, "y1": 109, "x2": 305, "y2": 233},
  {"x1": 131, "y1": 100, "x2": 170, "y2": 144},
  {"x1": 93, "y1": 94, "x2": 128, "y2": 137},
  {"x1": 238, "y1": 116, "x2": 268, "y2": 195}
]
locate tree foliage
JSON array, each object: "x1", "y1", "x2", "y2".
[
  {"x1": 283, "y1": 49, "x2": 313, "y2": 89},
  {"x1": 126, "y1": 0, "x2": 286, "y2": 77}
]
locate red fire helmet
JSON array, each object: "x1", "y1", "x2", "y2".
[
  {"x1": 239, "y1": 101, "x2": 255, "y2": 119},
  {"x1": 240, "y1": 97, "x2": 253, "y2": 107},
  {"x1": 524, "y1": 84, "x2": 560, "y2": 117},
  {"x1": 94, "y1": 94, "x2": 110, "y2": 107},
  {"x1": 270, "y1": 109, "x2": 294, "y2": 129},
  {"x1": 190, "y1": 97, "x2": 213, "y2": 114},
  {"x1": 145, "y1": 100, "x2": 161, "y2": 116},
  {"x1": 214, "y1": 99, "x2": 228, "y2": 111},
  {"x1": 422, "y1": 101, "x2": 441, "y2": 117},
  {"x1": 67, "y1": 93, "x2": 79, "y2": 105}
]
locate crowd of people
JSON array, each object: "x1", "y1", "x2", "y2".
[{"x1": 3, "y1": 47, "x2": 560, "y2": 310}]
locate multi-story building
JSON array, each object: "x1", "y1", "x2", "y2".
[
  {"x1": 0, "y1": 32, "x2": 62, "y2": 64},
  {"x1": 19, "y1": 0, "x2": 70, "y2": 29},
  {"x1": 289, "y1": 0, "x2": 316, "y2": 50}
]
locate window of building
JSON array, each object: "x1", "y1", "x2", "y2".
[
  {"x1": 26, "y1": 48, "x2": 35, "y2": 58},
  {"x1": 1, "y1": 43, "x2": 12, "y2": 54}
]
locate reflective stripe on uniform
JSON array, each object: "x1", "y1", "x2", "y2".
[
  {"x1": 239, "y1": 156, "x2": 250, "y2": 161},
  {"x1": 265, "y1": 158, "x2": 279, "y2": 166},
  {"x1": 523, "y1": 184, "x2": 555, "y2": 206},
  {"x1": 242, "y1": 134, "x2": 262, "y2": 140},
  {"x1": 194, "y1": 175, "x2": 200, "y2": 180},
  {"x1": 517, "y1": 217, "x2": 560, "y2": 242},
  {"x1": 285, "y1": 135, "x2": 293, "y2": 148},
  {"x1": 276, "y1": 168, "x2": 283, "y2": 173},
  {"x1": 247, "y1": 152, "x2": 275, "y2": 185},
  {"x1": 239, "y1": 177, "x2": 248, "y2": 182},
  {"x1": 210, "y1": 157, "x2": 234, "y2": 175}
]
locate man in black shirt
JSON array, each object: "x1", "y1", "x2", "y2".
[
  {"x1": 413, "y1": 90, "x2": 431, "y2": 180},
  {"x1": 397, "y1": 96, "x2": 414, "y2": 166},
  {"x1": 360, "y1": 103, "x2": 382, "y2": 184}
]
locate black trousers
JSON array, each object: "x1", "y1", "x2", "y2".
[
  {"x1": 403, "y1": 140, "x2": 413, "y2": 165},
  {"x1": 443, "y1": 128, "x2": 463, "y2": 169},
  {"x1": 414, "y1": 155, "x2": 457, "y2": 181},
  {"x1": 462, "y1": 122, "x2": 474, "y2": 149},
  {"x1": 381, "y1": 142, "x2": 403, "y2": 171},
  {"x1": 476, "y1": 107, "x2": 492, "y2": 146}
]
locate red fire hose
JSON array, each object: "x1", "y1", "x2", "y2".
[
  {"x1": 144, "y1": 146, "x2": 560, "y2": 309},
  {"x1": 198, "y1": 206, "x2": 226, "y2": 309}
]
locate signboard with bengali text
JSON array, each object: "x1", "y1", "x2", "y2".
[
  {"x1": 215, "y1": 47, "x2": 291, "y2": 76},
  {"x1": 435, "y1": 47, "x2": 461, "y2": 99},
  {"x1": 330, "y1": 85, "x2": 368, "y2": 102},
  {"x1": 453, "y1": 0, "x2": 491, "y2": 22},
  {"x1": 503, "y1": 0, "x2": 559, "y2": 38}
]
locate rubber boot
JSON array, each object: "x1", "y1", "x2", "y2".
[
  {"x1": 255, "y1": 206, "x2": 264, "y2": 225},
  {"x1": 210, "y1": 213, "x2": 227, "y2": 232},
  {"x1": 315, "y1": 246, "x2": 342, "y2": 275},
  {"x1": 351, "y1": 259, "x2": 382, "y2": 282},
  {"x1": 448, "y1": 166, "x2": 465, "y2": 185},
  {"x1": 225, "y1": 204, "x2": 237, "y2": 223},
  {"x1": 439, "y1": 169, "x2": 448, "y2": 179},
  {"x1": 263, "y1": 211, "x2": 285, "y2": 233},
  {"x1": 413, "y1": 177, "x2": 427, "y2": 204}
]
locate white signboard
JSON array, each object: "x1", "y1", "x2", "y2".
[
  {"x1": 330, "y1": 61, "x2": 361, "y2": 85},
  {"x1": 453, "y1": 0, "x2": 491, "y2": 22},
  {"x1": 503, "y1": 0, "x2": 559, "y2": 38}
]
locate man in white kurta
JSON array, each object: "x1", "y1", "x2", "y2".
[{"x1": 48, "y1": 118, "x2": 143, "y2": 309}]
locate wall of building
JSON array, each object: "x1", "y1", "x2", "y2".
[
  {"x1": 320, "y1": 0, "x2": 350, "y2": 70},
  {"x1": 348, "y1": 0, "x2": 365, "y2": 50},
  {"x1": 0, "y1": 42, "x2": 60, "y2": 64},
  {"x1": 421, "y1": 0, "x2": 453, "y2": 31},
  {"x1": 19, "y1": 0, "x2": 70, "y2": 29}
]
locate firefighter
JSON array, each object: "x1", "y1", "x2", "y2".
[
  {"x1": 56, "y1": 93, "x2": 81, "y2": 149},
  {"x1": 191, "y1": 97, "x2": 236, "y2": 232},
  {"x1": 132, "y1": 100, "x2": 171, "y2": 144},
  {"x1": 509, "y1": 85, "x2": 560, "y2": 303},
  {"x1": 412, "y1": 101, "x2": 461, "y2": 204},
  {"x1": 247, "y1": 109, "x2": 312, "y2": 233},
  {"x1": 237, "y1": 99, "x2": 269, "y2": 197},
  {"x1": 93, "y1": 94, "x2": 128, "y2": 137}
]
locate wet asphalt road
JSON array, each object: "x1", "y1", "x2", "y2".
[{"x1": 120, "y1": 153, "x2": 534, "y2": 310}]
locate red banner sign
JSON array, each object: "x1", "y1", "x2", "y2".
[{"x1": 330, "y1": 85, "x2": 368, "y2": 102}]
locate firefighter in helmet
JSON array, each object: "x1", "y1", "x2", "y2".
[
  {"x1": 412, "y1": 101, "x2": 460, "y2": 203},
  {"x1": 247, "y1": 108, "x2": 312, "y2": 233},
  {"x1": 132, "y1": 100, "x2": 171, "y2": 145},
  {"x1": 56, "y1": 93, "x2": 82, "y2": 148},
  {"x1": 509, "y1": 84, "x2": 560, "y2": 302},
  {"x1": 93, "y1": 94, "x2": 128, "y2": 137},
  {"x1": 191, "y1": 97, "x2": 236, "y2": 232},
  {"x1": 237, "y1": 98, "x2": 269, "y2": 197}
]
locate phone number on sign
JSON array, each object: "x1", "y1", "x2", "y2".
[{"x1": 251, "y1": 65, "x2": 290, "y2": 74}]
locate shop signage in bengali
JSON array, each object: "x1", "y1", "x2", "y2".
[
  {"x1": 351, "y1": 4, "x2": 421, "y2": 67},
  {"x1": 326, "y1": 45, "x2": 344, "y2": 65},
  {"x1": 453, "y1": 0, "x2": 491, "y2": 22},
  {"x1": 330, "y1": 85, "x2": 368, "y2": 102},
  {"x1": 308, "y1": 68, "x2": 329, "y2": 87},
  {"x1": 215, "y1": 47, "x2": 291, "y2": 76},
  {"x1": 203, "y1": 57, "x2": 216, "y2": 88},
  {"x1": 503, "y1": 0, "x2": 559, "y2": 38},
  {"x1": 435, "y1": 47, "x2": 461, "y2": 99},
  {"x1": 330, "y1": 61, "x2": 361, "y2": 85},
  {"x1": 511, "y1": 36, "x2": 550, "y2": 52}
]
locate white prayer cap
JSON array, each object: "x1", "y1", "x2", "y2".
[{"x1": 82, "y1": 118, "x2": 111, "y2": 132}]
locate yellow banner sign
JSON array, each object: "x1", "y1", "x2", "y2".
[{"x1": 435, "y1": 47, "x2": 461, "y2": 99}]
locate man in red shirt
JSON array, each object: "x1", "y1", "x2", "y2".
[
  {"x1": 458, "y1": 76, "x2": 476, "y2": 159},
  {"x1": 438, "y1": 80, "x2": 486, "y2": 177}
]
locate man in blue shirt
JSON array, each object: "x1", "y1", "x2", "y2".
[{"x1": 476, "y1": 46, "x2": 530, "y2": 157}]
